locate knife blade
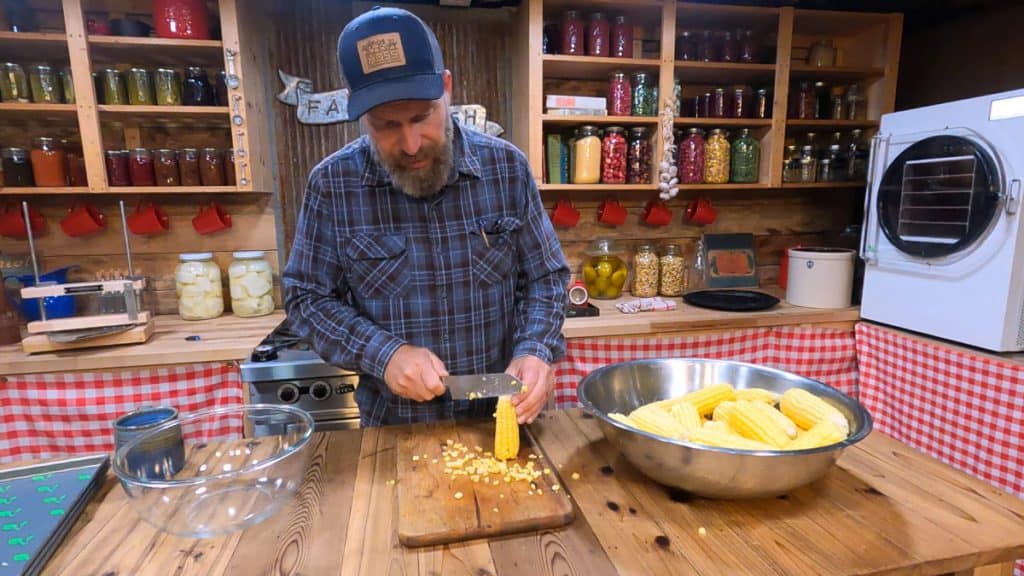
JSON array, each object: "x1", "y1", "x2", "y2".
[{"x1": 445, "y1": 373, "x2": 525, "y2": 400}]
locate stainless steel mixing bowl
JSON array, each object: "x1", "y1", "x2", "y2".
[{"x1": 576, "y1": 358, "x2": 872, "y2": 499}]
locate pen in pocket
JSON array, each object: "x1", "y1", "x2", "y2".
[{"x1": 477, "y1": 219, "x2": 490, "y2": 248}]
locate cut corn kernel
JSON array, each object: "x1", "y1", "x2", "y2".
[
  {"x1": 779, "y1": 388, "x2": 850, "y2": 434},
  {"x1": 716, "y1": 400, "x2": 791, "y2": 448},
  {"x1": 735, "y1": 387, "x2": 780, "y2": 404},
  {"x1": 494, "y1": 395, "x2": 520, "y2": 460},
  {"x1": 787, "y1": 420, "x2": 847, "y2": 450}
]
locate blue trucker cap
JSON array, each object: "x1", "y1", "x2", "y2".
[{"x1": 338, "y1": 6, "x2": 446, "y2": 120}]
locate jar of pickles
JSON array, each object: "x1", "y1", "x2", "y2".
[
  {"x1": 572, "y1": 125, "x2": 600, "y2": 184},
  {"x1": 30, "y1": 137, "x2": 67, "y2": 187},
  {"x1": 659, "y1": 244, "x2": 686, "y2": 296},
  {"x1": 129, "y1": 148, "x2": 155, "y2": 186},
  {"x1": 127, "y1": 67, "x2": 155, "y2": 105},
  {"x1": 105, "y1": 150, "x2": 130, "y2": 186},
  {"x1": 608, "y1": 71, "x2": 631, "y2": 116},
  {"x1": 600, "y1": 126, "x2": 626, "y2": 184},
  {"x1": 586, "y1": 12, "x2": 609, "y2": 57},
  {"x1": 627, "y1": 126, "x2": 651, "y2": 184},
  {"x1": 2, "y1": 147, "x2": 33, "y2": 187},
  {"x1": 582, "y1": 239, "x2": 627, "y2": 300},
  {"x1": 58, "y1": 67, "x2": 74, "y2": 103},
  {"x1": 631, "y1": 72, "x2": 655, "y2": 116},
  {"x1": 730, "y1": 128, "x2": 759, "y2": 183},
  {"x1": 154, "y1": 149, "x2": 180, "y2": 185},
  {"x1": 632, "y1": 244, "x2": 659, "y2": 298},
  {"x1": 28, "y1": 64, "x2": 59, "y2": 103},
  {"x1": 704, "y1": 128, "x2": 730, "y2": 184},
  {"x1": 229, "y1": 251, "x2": 275, "y2": 317},
  {"x1": 155, "y1": 68, "x2": 182, "y2": 105},
  {"x1": 102, "y1": 68, "x2": 128, "y2": 105},
  {"x1": 175, "y1": 252, "x2": 224, "y2": 321},
  {"x1": 1, "y1": 62, "x2": 29, "y2": 102},
  {"x1": 678, "y1": 127, "x2": 705, "y2": 184}
]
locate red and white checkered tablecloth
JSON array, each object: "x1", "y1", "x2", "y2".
[
  {"x1": 552, "y1": 326, "x2": 859, "y2": 409},
  {"x1": 0, "y1": 362, "x2": 243, "y2": 463}
]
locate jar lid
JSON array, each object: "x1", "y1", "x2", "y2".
[
  {"x1": 201, "y1": 147, "x2": 220, "y2": 152},
  {"x1": 102, "y1": 67, "x2": 119, "y2": 73},
  {"x1": 589, "y1": 12, "x2": 605, "y2": 19},
  {"x1": 605, "y1": 126, "x2": 625, "y2": 134},
  {"x1": 686, "y1": 127, "x2": 704, "y2": 135},
  {"x1": 105, "y1": 149, "x2": 127, "y2": 156},
  {"x1": 564, "y1": 9, "x2": 580, "y2": 16},
  {"x1": 661, "y1": 244, "x2": 681, "y2": 255},
  {"x1": 578, "y1": 125, "x2": 599, "y2": 136},
  {"x1": 585, "y1": 238, "x2": 622, "y2": 256},
  {"x1": 629, "y1": 126, "x2": 649, "y2": 135},
  {"x1": 636, "y1": 244, "x2": 654, "y2": 252},
  {"x1": 233, "y1": 251, "x2": 265, "y2": 259},
  {"x1": 155, "y1": 148, "x2": 176, "y2": 153},
  {"x1": 30, "y1": 62, "x2": 52, "y2": 70},
  {"x1": 128, "y1": 66, "x2": 148, "y2": 72},
  {"x1": 131, "y1": 147, "x2": 150, "y2": 154},
  {"x1": 614, "y1": 15, "x2": 627, "y2": 23},
  {"x1": 609, "y1": 70, "x2": 627, "y2": 79},
  {"x1": 1, "y1": 147, "x2": 27, "y2": 157},
  {"x1": 156, "y1": 67, "x2": 176, "y2": 72},
  {"x1": 32, "y1": 136, "x2": 58, "y2": 146},
  {"x1": 180, "y1": 252, "x2": 214, "y2": 262}
]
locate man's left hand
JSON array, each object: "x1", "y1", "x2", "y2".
[{"x1": 506, "y1": 355, "x2": 552, "y2": 424}]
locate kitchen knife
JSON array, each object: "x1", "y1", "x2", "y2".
[{"x1": 445, "y1": 373, "x2": 525, "y2": 400}]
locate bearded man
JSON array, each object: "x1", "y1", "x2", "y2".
[{"x1": 282, "y1": 6, "x2": 570, "y2": 427}]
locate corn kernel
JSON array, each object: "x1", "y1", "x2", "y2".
[
  {"x1": 453, "y1": 491, "x2": 464, "y2": 500},
  {"x1": 552, "y1": 484, "x2": 560, "y2": 491},
  {"x1": 571, "y1": 472, "x2": 580, "y2": 480}
]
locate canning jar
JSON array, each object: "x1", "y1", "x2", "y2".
[
  {"x1": 814, "y1": 81, "x2": 830, "y2": 120},
  {"x1": 1, "y1": 147, "x2": 33, "y2": 187},
  {"x1": 200, "y1": 147, "x2": 225, "y2": 186},
  {"x1": 817, "y1": 158, "x2": 834, "y2": 182},
  {"x1": 782, "y1": 145, "x2": 802, "y2": 183},
  {"x1": 215, "y1": 70, "x2": 227, "y2": 106},
  {"x1": 846, "y1": 84, "x2": 862, "y2": 120},
  {"x1": 611, "y1": 15, "x2": 632, "y2": 58},
  {"x1": 677, "y1": 31, "x2": 697, "y2": 61},
  {"x1": 732, "y1": 86, "x2": 751, "y2": 118},
  {"x1": 730, "y1": 128, "x2": 759, "y2": 184},
  {"x1": 847, "y1": 129, "x2": 867, "y2": 181},
  {"x1": 155, "y1": 68, "x2": 182, "y2": 105},
  {"x1": 631, "y1": 72, "x2": 654, "y2": 116},
  {"x1": 30, "y1": 137, "x2": 67, "y2": 187},
  {"x1": 807, "y1": 39, "x2": 836, "y2": 67},
  {"x1": 58, "y1": 67, "x2": 74, "y2": 103},
  {"x1": 154, "y1": 149, "x2": 180, "y2": 186},
  {"x1": 175, "y1": 252, "x2": 224, "y2": 321},
  {"x1": 105, "y1": 150, "x2": 130, "y2": 186},
  {"x1": 28, "y1": 64, "x2": 58, "y2": 103},
  {"x1": 830, "y1": 85, "x2": 845, "y2": 120},
  {"x1": 1, "y1": 62, "x2": 29, "y2": 102},
  {"x1": 632, "y1": 244, "x2": 659, "y2": 298},
  {"x1": 183, "y1": 66, "x2": 213, "y2": 106},
  {"x1": 696, "y1": 91, "x2": 711, "y2": 118},
  {"x1": 627, "y1": 126, "x2": 651, "y2": 184},
  {"x1": 571, "y1": 126, "x2": 601, "y2": 184},
  {"x1": 704, "y1": 128, "x2": 730, "y2": 184},
  {"x1": 608, "y1": 71, "x2": 631, "y2": 116},
  {"x1": 153, "y1": 0, "x2": 211, "y2": 40},
  {"x1": 719, "y1": 31, "x2": 739, "y2": 62},
  {"x1": 799, "y1": 145, "x2": 817, "y2": 183},
  {"x1": 739, "y1": 30, "x2": 759, "y2": 63},
  {"x1": 229, "y1": 251, "x2": 275, "y2": 317},
  {"x1": 826, "y1": 144, "x2": 847, "y2": 180},
  {"x1": 678, "y1": 127, "x2": 705, "y2": 184},
  {"x1": 179, "y1": 148, "x2": 201, "y2": 186},
  {"x1": 659, "y1": 244, "x2": 686, "y2": 297},
  {"x1": 791, "y1": 81, "x2": 813, "y2": 120},
  {"x1": 698, "y1": 30, "x2": 715, "y2": 61},
  {"x1": 586, "y1": 12, "x2": 609, "y2": 57},
  {"x1": 582, "y1": 239, "x2": 627, "y2": 299},
  {"x1": 64, "y1": 141, "x2": 87, "y2": 186},
  {"x1": 101, "y1": 68, "x2": 128, "y2": 105},
  {"x1": 755, "y1": 88, "x2": 771, "y2": 119},
  {"x1": 127, "y1": 67, "x2": 155, "y2": 105},
  {"x1": 225, "y1": 148, "x2": 236, "y2": 186},
  {"x1": 600, "y1": 126, "x2": 627, "y2": 184},
  {"x1": 129, "y1": 148, "x2": 155, "y2": 186},
  {"x1": 710, "y1": 87, "x2": 729, "y2": 118},
  {"x1": 560, "y1": 10, "x2": 584, "y2": 56}
]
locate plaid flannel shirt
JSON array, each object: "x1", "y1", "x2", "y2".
[{"x1": 283, "y1": 122, "x2": 570, "y2": 426}]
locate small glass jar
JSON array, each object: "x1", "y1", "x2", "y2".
[
  {"x1": 678, "y1": 127, "x2": 705, "y2": 184},
  {"x1": 608, "y1": 71, "x2": 631, "y2": 116},
  {"x1": 704, "y1": 128, "x2": 730, "y2": 184},
  {"x1": 154, "y1": 149, "x2": 180, "y2": 186},
  {"x1": 732, "y1": 86, "x2": 751, "y2": 118},
  {"x1": 560, "y1": 10, "x2": 584, "y2": 56},
  {"x1": 826, "y1": 143, "x2": 847, "y2": 180},
  {"x1": 1, "y1": 62, "x2": 29, "y2": 102},
  {"x1": 677, "y1": 31, "x2": 697, "y2": 61},
  {"x1": 697, "y1": 30, "x2": 715, "y2": 62},
  {"x1": 215, "y1": 70, "x2": 228, "y2": 106},
  {"x1": 626, "y1": 126, "x2": 651, "y2": 184},
  {"x1": 814, "y1": 81, "x2": 830, "y2": 120},
  {"x1": 659, "y1": 244, "x2": 686, "y2": 297},
  {"x1": 799, "y1": 145, "x2": 817, "y2": 183},
  {"x1": 739, "y1": 30, "x2": 760, "y2": 63},
  {"x1": 183, "y1": 66, "x2": 213, "y2": 106},
  {"x1": 572, "y1": 126, "x2": 601, "y2": 184},
  {"x1": 1, "y1": 147, "x2": 33, "y2": 187},
  {"x1": 582, "y1": 239, "x2": 627, "y2": 300},
  {"x1": 631, "y1": 71, "x2": 654, "y2": 116},
  {"x1": 129, "y1": 148, "x2": 155, "y2": 186},
  {"x1": 817, "y1": 158, "x2": 834, "y2": 182},
  {"x1": 154, "y1": 68, "x2": 182, "y2": 105},
  {"x1": 830, "y1": 85, "x2": 845, "y2": 120},
  {"x1": 710, "y1": 87, "x2": 728, "y2": 118},
  {"x1": 755, "y1": 88, "x2": 771, "y2": 119},
  {"x1": 611, "y1": 15, "x2": 632, "y2": 58},
  {"x1": 225, "y1": 148, "x2": 236, "y2": 186},
  {"x1": 730, "y1": 128, "x2": 760, "y2": 184},
  {"x1": 719, "y1": 31, "x2": 740, "y2": 62},
  {"x1": 791, "y1": 81, "x2": 814, "y2": 120},
  {"x1": 600, "y1": 126, "x2": 627, "y2": 184},
  {"x1": 632, "y1": 244, "x2": 659, "y2": 298},
  {"x1": 229, "y1": 251, "x2": 275, "y2": 317},
  {"x1": 848, "y1": 129, "x2": 868, "y2": 181},
  {"x1": 695, "y1": 92, "x2": 711, "y2": 118},
  {"x1": 586, "y1": 12, "x2": 609, "y2": 57},
  {"x1": 64, "y1": 141, "x2": 87, "y2": 186},
  {"x1": 28, "y1": 63, "x2": 59, "y2": 103},
  {"x1": 782, "y1": 145, "x2": 802, "y2": 183},
  {"x1": 58, "y1": 67, "x2": 74, "y2": 104},
  {"x1": 689, "y1": 238, "x2": 708, "y2": 292},
  {"x1": 175, "y1": 252, "x2": 224, "y2": 321},
  {"x1": 807, "y1": 39, "x2": 836, "y2": 67},
  {"x1": 101, "y1": 68, "x2": 128, "y2": 105},
  {"x1": 105, "y1": 150, "x2": 130, "y2": 186},
  {"x1": 543, "y1": 21, "x2": 553, "y2": 54},
  {"x1": 92, "y1": 72, "x2": 104, "y2": 104},
  {"x1": 127, "y1": 67, "x2": 155, "y2": 105},
  {"x1": 200, "y1": 147, "x2": 225, "y2": 186},
  {"x1": 30, "y1": 137, "x2": 67, "y2": 187},
  {"x1": 846, "y1": 83, "x2": 862, "y2": 121},
  {"x1": 179, "y1": 148, "x2": 201, "y2": 186}
]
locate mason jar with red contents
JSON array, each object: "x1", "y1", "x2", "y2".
[
  {"x1": 607, "y1": 71, "x2": 631, "y2": 116},
  {"x1": 129, "y1": 148, "x2": 155, "y2": 186},
  {"x1": 153, "y1": 0, "x2": 211, "y2": 40},
  {"x1": 678, "y1": 127, "x2": 705, "y2": 184},
  {"x1": 560, "y1": 10, "x2": 584, "y2": 56},
  {"x1": 710, "y1": 87, "x2": 729, "y2": 118},
  {"x1": 600, "y1": 126, "x2": 627, "y2": 184},
  {"x1": 105, "y1": 150, "x2": 130, "y2": 186},
  {"x1": 611, "y1": 15, "x2": 632, "y2": 58},
  {"x1": 586, "y1": 12, "x2": 609, "y2": 57}
]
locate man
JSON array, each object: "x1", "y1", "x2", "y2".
[{"x1": 282, "y1": 6, "x2": 570, "y2": 427}]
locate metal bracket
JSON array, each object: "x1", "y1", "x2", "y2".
[
  {"x1": 1006, "y1": 179, "x2": 1021, "y2": 215},
  {"x1": 235, "y1": 130, "x2": 247, "y2": 158},
  {"x1": 225, "y1": 49, "x2": 240, "y2": 89},
  {"x1": 239, "y1": 161, "x2": 249, "y2": 186}
]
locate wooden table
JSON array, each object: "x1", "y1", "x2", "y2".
[{"x1": 26, "y1": 409, "x2": 1024, "y2": 575}]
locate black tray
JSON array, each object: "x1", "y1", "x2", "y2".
[{"x1": 683, "y1": 289, "x2": 780, "y2": 312}]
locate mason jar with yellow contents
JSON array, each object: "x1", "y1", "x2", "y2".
[
  {"x1": 572, "y1": 125, "x2": 601, "y2": 184},
  {"x1": 581, "y1": 238, "x2": 628, "y2": 299}
]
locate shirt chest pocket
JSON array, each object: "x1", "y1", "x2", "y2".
[
  {"x1": 345, "y1": 233, "x2": 410, "y2": 298},
  {"x1": 469, "y1": 217, "x2": 522, "y2": 287}
]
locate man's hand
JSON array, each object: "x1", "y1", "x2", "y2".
[
  {"x1": 383, "y1": 345, "x2": 448, "y2": 402},
  {"x1": 507, "y1": 355, "x2": 552, "y2": 424}
]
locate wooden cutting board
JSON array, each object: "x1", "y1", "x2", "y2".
[{"x1": 396, "y1": 419, "x2": 575, "y2": 547}]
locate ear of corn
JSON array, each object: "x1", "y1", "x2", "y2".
[
  {"x1": 787, "y1": 420, "x2": 847, "y2": 450},
  {"x1": 716, "y1": 400, "x2": 791, "y2": 448},
  {"x1": 735, "y1": 387, "x2": 781, "y2": 405},
  {"x1": 748, "y1": 399, "x2": 799, "y2": 439},
  {"x1": 711, "y1": 400, "x2": 735, "y2": 423},
  {"x1": 494, "y1": 396, "x2": 520, "y2": 460},
  {"x1": 684, "y1": 423, "x2": 775, "y2": 451},
  {"x1": 780, "y1": 388, "x2": 850, "y2": 435},
  {"x1": 653, "y1": 383, "x2": 735, "y2": 416},
  {"x1": 669, "y1": 401, "x2": 702, "y2": 432},
  {"x1": 627, "y1": 404, "x2": 685, "y2": 439}
]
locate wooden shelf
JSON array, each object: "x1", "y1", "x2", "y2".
[
  {"x1": 88, "y1": 35, "x2": 224, "y2": 64},
  {"x1": 786, "y1": 119, "x2": 879, "y2": 128},
  {"x1": 677, "y1": 183, "x2": 773, "y2": 190},
  {"x1": 0, "y1": 186, "x2": 89, "y2": 194},
  {"x1": 544, "y1": 0, "x2": 662, "y2": 11},
  {"x1": 0, "y1": 102, "x2": 78, "y2": 120},
  {"x1": 789, "y1": 64, "x2": 885, "y2": 82},
  {"x1": 98, "y1": 105, "x2": 229, "y2": 125},
  {"x1": 106, "y1": 186, "x2": 241, "y2": 194},
  {"x1": 674, "y1": 61, "x2": 775, "y2": 84},
  {"x1": 538, "y1": 184, "x2": 659, "y2": 192},
  {"x1": 0, "y1": 31, "x2": 67, "y2": 44},
  {"x1": 542, "y1": 115, "x2": 659, "y2": 125},
  {"x1": 674, "y1": 118, "x2": 773, "y2": 127},
  {"x1": 780, "y1": 181, "x2": 868, "y2": 189},
  {"x1": 0, "y1": 31, "x2": 69, "y2": 60},
  {"x1": 543, "y1": 55, "x2": 661, "y2": 81}
]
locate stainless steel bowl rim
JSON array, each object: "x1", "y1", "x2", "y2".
[
  {"x1": 112, "y1": 403, "x2": 315, "y2": 488},
  {"x1": 577, "y1": 358, "x2": 872, "y2": 456}
]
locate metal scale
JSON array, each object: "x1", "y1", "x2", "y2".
[{"x1": 17, "y1": 200, "x2": 156, "y2": 354}]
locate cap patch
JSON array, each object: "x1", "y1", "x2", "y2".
[{"x1": 357, "y1": 32, "x2": 407, "y2": 74}]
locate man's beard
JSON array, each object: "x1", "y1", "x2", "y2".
[{"x1": 370, "y1": 114, "x2": 454, "y2": 199}]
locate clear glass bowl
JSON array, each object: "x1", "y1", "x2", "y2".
[{"x1": 112, "y1": 404, "x2": 314, "y2": 538}]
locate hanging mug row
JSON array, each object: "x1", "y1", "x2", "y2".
[
  {"x1": 0, "y1": 200, "x2": 232, "y2": 239},
  {"x1": 549, "y1": 197, "x2": 718, "y2": 228}
]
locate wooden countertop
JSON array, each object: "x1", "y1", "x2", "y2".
[{"x1": 28, "y1": 409, "x2": 1024, "y2": 575}]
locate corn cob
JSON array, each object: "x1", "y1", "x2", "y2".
[
  {"x1": 786, "y1": 420, "x2": 847, "y2": 450},
  {"x1": 715, "y1": 400, "x2": 791, "y2": 448},
  {"x1": 652, "y1": 383, "x2": 735, "y2": 416},
  {"x1": 627, "y1": 404, "x2": 686, "y2": 439},
  {"x1": 711, "y1": 400, "x2": 734, "y2": 423},
  {"x1": 683, "y1": 421, "x2": 775, "y2": 451},
  {"x1": 779, "y1": 388, "x2": 850, "y2": 435},
  {"x1": 494, "y1": 396, "x2": 520, "y2": 460},
  {"x1": 735, "y1": 387, "x2": 780, "y2": 405},
  {"x1": 669, "y1": 401, "x2": 703, "y2": 432},
  {"x1": 747, "y1": 399, "x2": 798, "y2": 439}
]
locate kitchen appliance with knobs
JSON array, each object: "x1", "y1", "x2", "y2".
[{"x1": 860, "y1": 88, "x2": 1024, "y2": 352}]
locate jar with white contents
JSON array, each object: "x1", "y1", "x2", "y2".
[
  {"x1": 175, "y1": 252, "x2": 224, "y2": 320},
  {"x1": 229, "y1": 251, "x2": 275, "y2": 317}
]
